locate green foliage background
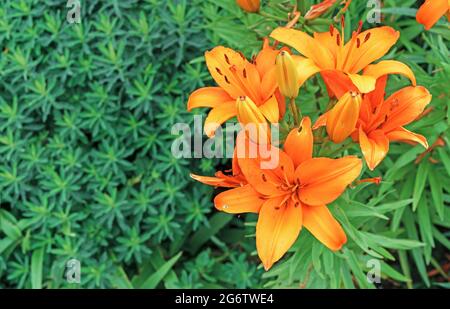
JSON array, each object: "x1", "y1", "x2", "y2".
[{"x1": 0, "y1": 0, "x2": 448, "y2": 288}]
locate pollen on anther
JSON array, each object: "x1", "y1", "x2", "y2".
[
  {"x1": 243, "y1": 68, "x2": 247, "y2": 78},
  {"x1": 336, "y1": 33, "x2": 341, "y2": 46},
  {"x1": 364, "y1": 32, "x2": 371, "y2": 43},
  {"x1": 329, "y1": 25, "x2": 334, "y2": 36},
  {"x1": 356, "y1": 38, "x2": 361, "y2": 48}
]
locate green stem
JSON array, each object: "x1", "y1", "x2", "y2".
[
  {"x1": 327, "y1": 140, "x2": 354, "y2": 158},
  {"x1": 289, "y1": 97, "x2": 300, "y2": 127}
]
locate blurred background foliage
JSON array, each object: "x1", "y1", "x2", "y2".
[{"x1": 0, "y1": 0, "x2": 448, "y2": 288}]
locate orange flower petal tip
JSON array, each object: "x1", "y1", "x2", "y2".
[
  {"x1": 236, "y1": 0, "x2": 260, "y2": 13},
  {"x1": 416, "y1": 0, "x2": 449, "y2": 30}
]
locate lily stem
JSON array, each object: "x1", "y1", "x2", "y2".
[{"x1": 289, "y1": 97, "x2": 300, "y2": 127}]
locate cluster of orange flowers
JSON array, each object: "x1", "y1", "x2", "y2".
[{"x1": 186, "y1": 1, "x2": 438, "y2": 270}]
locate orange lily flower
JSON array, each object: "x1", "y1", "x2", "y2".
[
  {"x1": 416, "y1": 0, "x2": 449, "y2": 30},
  {"x1": 188, "y1": 40, "x2": 285, "y2": 137},
  {"x1": 196, "y1": 118, "x2": 362, "y2": 270},
  {"x1": 236, "y1": 0, "x2": 260, "y2": 13},
  {"x1": 315, "y1": 76, "x2": 432, "y2": 170},
  {"x1": 270, "y1": 21, "x2": 416, "y2": 95}
]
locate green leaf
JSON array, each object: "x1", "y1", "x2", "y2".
[
  {"x1": 380, "y1": 260, "x2": 411, "y2": 283},
  {"x1": 361, "y1": 232, "x2": 424, "y2": 250},
  {"x1": 381, "y1": 7, "x2": 417, "y2": 17},
  {"x1": 311, "y1": 241, "x2": 323, "y2": 275},
  {"x1": 112, "y1": 266, "x2": 133, "y2": 289},
  {"x1": 187, "y1": 213, "x2": 232, "y2": 253},
  {"x1": 437, "y1": 148, "x2": 450, "y2": 176},
  {"x1": 432, "y1": 227, "x2": 450, "y2": 250},
  {"x1": 31, "y1": 248, "x2": 45, "y2": 289},
  {"x1": 377, "y1": 199, "x2": 413, "y2": 213},
  {"x1": 343, "y1": 249, "x2": 373, "y2": 289},
  {"x1": 428, "y1": 168, "x2": 444, "y2": 220},
  {"x1": 413, "y1": 161, "x2": 429, "y2": 211},
  {"x1": 417, "y1": 196, "x2": 435, "y2": 262},
  {"x1": 403, "y1": 208, "x2": 430, "y2": 287},
  {"x1": 139, "y1": 251, "x2": 182, "y2": 289},
  {"x1": 398, "y1": 250, "x2": 413, "y2": 289},
  {"x1": 340, "y1": 261, "x2": 355, "y2": 289},
  {"x1": 0, "y1": 212, "x2": 22, "y2": 240}
]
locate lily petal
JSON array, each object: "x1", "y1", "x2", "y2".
[
  {"x1": 302, "y1": 204, "x2": 347, "y2": 251},
  {"x1": 292, "y1": 56, "x2": 322, "y2": 87},
  {"x1": 296, "y1": 156, "x2": 362, "y2": 205},
  {"x1": 205, "y1": 46, "x2": 248, "y2": 98},
  {"x1": 187, "y1": 87, "x2": 233, "y2": 111},
  {"x1": 259, "y1": 95, "x2": 280, "y2": 124},
  {"x1": 214, "y1": 184, "x2": 264, "y2": 214},
  {"x1": 321, "y1": 70, "x2": 357, "y2": 98},
  {"x1": 190, "y1": 173, "x2": 241, "y2": 188},
  {"x1": 270, "y1": 28, "x2": 335, "y2": 69},
  {"x1": 313, "y1": 27, "x2": 339, "y2": 60},
  {"x1": 367, "y1": 75, "x2": 387, "y2": 109},
  {"x1": 204, "y1": 102, "x2": 237, "y2": 137},
  {"x1": 364, "y1": 60, "x2": 416, "y2": 86},
  {"x1": 261, "y1": 66, "x2": 278, "y2": 101},
  {"x1": 416, "y1": 0, "x2": 449, "y2": 30},
  {"x1": 386, "y1": 127, "x2": 428, "y2": 149},
  {"x1": 255, "y1": 40, "x2": 280, "y2": 76},
  {"x1": 359, "y1": 128, "x2": 389, "y2": 171},
  {"x1": 347, "y1": 73, "x2": 376, "y2": 93},
  {"x1": 347, "y1": 26, "x2": 400, "y2": 74},
  {"x1": 257, "y1": 198, "x2": 302, "y2": 270},
  {"x1": 312, "y1": 112, "x2": 328, "y2": 129},
  {"x1": 381, "y1": 86, "x2": 432, "y2": 132},
  {"x1": 284, "y1": 117, "x2": 313, "y2": 167}
]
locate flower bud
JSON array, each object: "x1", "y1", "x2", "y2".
[
  {"x1": 275, "y1": 51, "x2": 299, "y2": 99},
  {"x1": 236, "y1": 0, "x2": 260, "y2": 13},
  {"x1": 326, "y1": 91, "x2": 362, "y2": 143},
  {"x1": 236, "y1": 96, "x2": 270, "y2": 144}
]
